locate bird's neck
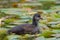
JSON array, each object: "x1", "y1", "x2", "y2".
[{"x1": 32, "y1": 19, "x2": 38, "y2": 27}]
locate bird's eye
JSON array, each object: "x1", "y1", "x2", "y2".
[{"x1": 38, "y1": 16, "x2": 40, "y2": 17}]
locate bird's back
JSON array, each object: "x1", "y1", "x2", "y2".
[{"x1": 8, "y1": 24, "x2": 38, "y2": 35}]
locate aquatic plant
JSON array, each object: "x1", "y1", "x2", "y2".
[
  {"x1": 0, "y1": 12, "x2": 7, "y2": 18},
  {"x1": 4, "y1": 18, "x2": 15, "y2": 24},
  {"x1": 41, "y1": 30, "x2": 55, "y2": 38},
  {"x1": 0, "y1": 30, "x2": 8, "y2": 40}
]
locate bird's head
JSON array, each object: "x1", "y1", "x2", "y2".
[
  {"x1": 35, "y1": 11, "x2": 43, "y2": 21},
  {"x1": 35, "y1": 16, "x2": 40, "y2": 21}
]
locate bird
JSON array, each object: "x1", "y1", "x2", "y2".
[{"x1": 7, "y1": 12, "x2": 42, "y2": 35}]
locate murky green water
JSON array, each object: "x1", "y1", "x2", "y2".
[{"x1": 0, "y1": 8, "x2": 60, "y2": 40}]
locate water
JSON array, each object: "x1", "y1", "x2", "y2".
[
  {"x1": 7, "y1": 35, "x2": 20, "y2": 40},
  {"x1": 0, "y1": 8, "x2": 60, "y2": 40},
  {"x1": 52, "y1": 30, "x2": 60, "y2": 34}
]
